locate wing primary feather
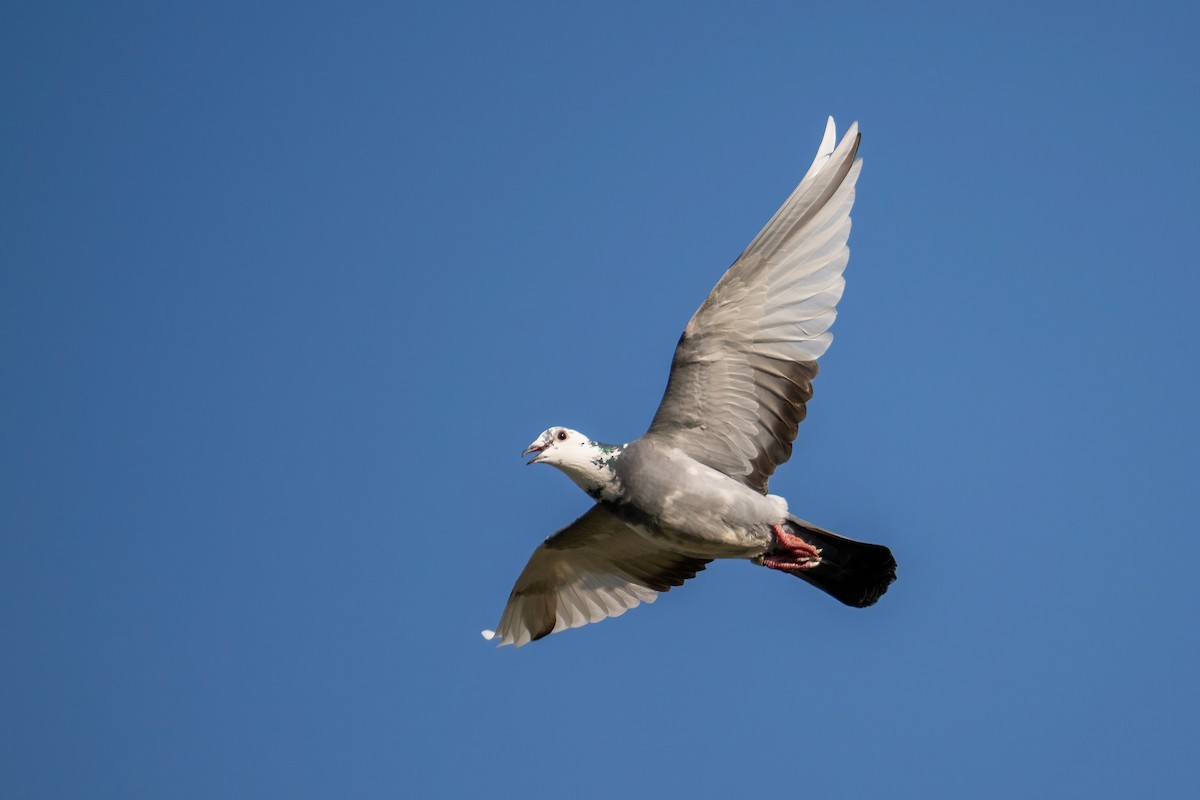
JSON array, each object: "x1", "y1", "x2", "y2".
[
  {"x1": 645, "y1": 120, "x2": 862, "y2": 490},
  {"x1": 488, "y1": 506, "x2": 711, "y2": 646}
]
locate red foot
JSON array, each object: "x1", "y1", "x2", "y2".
[{"x1": 761, "y1": 523, "x2": 822, "y2": 571}]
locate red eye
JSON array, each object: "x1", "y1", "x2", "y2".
[{"x1": 556, "y1": 430, "x2": 568, "y2": 441}]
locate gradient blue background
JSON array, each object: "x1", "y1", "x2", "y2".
[{"x1": 3, "y1": 2, "x2": 1198, "y2": 797}]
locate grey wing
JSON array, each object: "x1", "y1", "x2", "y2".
[
  {"x1": 646, "y1": 117, "x2": 863, "y2": 493},
  {"x1": 484, "y1": 505, "x2": 710, "y2": 647}
]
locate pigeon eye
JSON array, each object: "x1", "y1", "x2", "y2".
[{"x1": 556, "y1": 430, "x2": 568, "y2": 441}]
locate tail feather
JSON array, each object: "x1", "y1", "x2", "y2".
[{"x1": 780, "y1": 515, "x2": 896, "y2": 607}]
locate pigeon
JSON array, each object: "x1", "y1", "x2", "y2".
[{"x1": 484, "y1": 117, "x2": 895, "y2": 647}]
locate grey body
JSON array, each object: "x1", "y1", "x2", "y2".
[{"x1": 609, "y1": 439, "x2": 783, "y2": 559}]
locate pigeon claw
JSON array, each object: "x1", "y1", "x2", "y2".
[{"x1": 760, "y1": 523, "x2": 822, "y2": 571}]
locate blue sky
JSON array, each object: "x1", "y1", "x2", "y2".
[{"x1": 3, "y1": 1, "x2": 1198, "y2": 797}]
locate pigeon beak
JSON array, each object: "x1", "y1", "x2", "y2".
[{"x1": 522, "y1": 442, "x2": 546, "y2": 465}]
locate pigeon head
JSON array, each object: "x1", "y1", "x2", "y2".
[
  {"x1": 522, "y1": 427, "x2": 589, "y2": 466},
  {"x1": 522, "y1": 427, "x2": 625, "y2": 497}
]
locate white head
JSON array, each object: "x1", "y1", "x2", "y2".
[{"x1": 522, "y1": 426, "x2": 624, "y2": 498}]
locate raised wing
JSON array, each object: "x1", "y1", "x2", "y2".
[
  {"x1": 484, "y1": 505, "x2": 710, "y2": 647},
  {"x1": 646, "y1": 118, "x2": 862, "y2": 493}
]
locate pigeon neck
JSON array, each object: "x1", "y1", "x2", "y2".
[{"x1": 557, "y1": 442, "x2": 625, "y2": 502}]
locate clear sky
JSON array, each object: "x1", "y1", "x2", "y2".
[{"x1": 3, "y1": 1, "x2": 1198, "y2": 797}]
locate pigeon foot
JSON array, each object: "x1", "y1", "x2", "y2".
[{"x1": 760, "y1": 523, "x2": 822, "y2": 571}]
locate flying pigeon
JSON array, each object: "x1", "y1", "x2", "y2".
[{"x1": 484, "y1": 117, "x2": 895, "y2": 647}]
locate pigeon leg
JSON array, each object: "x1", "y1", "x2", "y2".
[{"x1": 759, "y1": 524, "x2": 822, "y2": 571}]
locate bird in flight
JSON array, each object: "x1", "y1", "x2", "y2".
[{"x1": 485, "y1": 118, "x2": 895, "y2": 647}]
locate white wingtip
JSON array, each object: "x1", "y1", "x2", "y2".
[
  {"x1": 821, "y1": 115, "x2": 837, "y2": 152},
  {"x1": 481, "y1": 629, "x2": 497, "y2": 641},
  {"x1": 800, "y1": 116, "x2": 839, "y2": 184}
]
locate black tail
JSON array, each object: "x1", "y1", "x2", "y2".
[{"x1": 779, "y1": 516, "x2": 896, "y2": 608}]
